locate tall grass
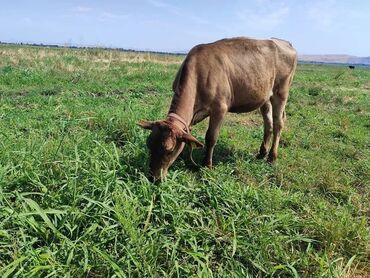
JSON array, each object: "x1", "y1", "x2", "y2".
[{"x1": 0, "y1": 44, "x2": 369, "y2": 277}]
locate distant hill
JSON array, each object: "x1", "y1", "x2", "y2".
[{"x1": 299, "y1": 54, "x2": 370, "y2": 65}]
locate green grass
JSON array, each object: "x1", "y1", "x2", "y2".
[{"x1": 0, "y1": 44, "x2": 369, "y2": 277}]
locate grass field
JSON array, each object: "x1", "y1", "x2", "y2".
[{"x1": 0, "y1": 44, "x2": 369, "y2": 277}]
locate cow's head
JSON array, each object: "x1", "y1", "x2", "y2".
[{"x1": 138, "y1": 120, "x2": 203, "y2": 181}]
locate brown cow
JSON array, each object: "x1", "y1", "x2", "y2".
[{"x1": 139, "y1": 37, "x2": 297, "y2": 181}]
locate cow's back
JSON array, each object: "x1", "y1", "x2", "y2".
[
  {"x1": 195, "y1": 37, "x2": 297, "y2": 86},
  {"x1": 172, "y1": 37, "x2": 297, "y2": 120}
]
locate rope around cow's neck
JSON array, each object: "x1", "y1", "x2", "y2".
[
  {"x1": 167, "y1": 112, "x2": 199, "y2": 168},
  {"x1": 189, "y1": 144, "x2": 199, "y2": 168},
  {"x1": 167, "y1": 112, "x2": 189, "y2": 133}
]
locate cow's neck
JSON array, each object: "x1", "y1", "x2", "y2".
[{"x1": 168, "y1": 89, "x2": 196, "y2": 127}]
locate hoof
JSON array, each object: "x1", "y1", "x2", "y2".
[
  {"x1": 256, "y1": 152, "x2": 266, "y2": 160},
  {"x1": 267, "y1": 155, "x2": 277, "y2": 164},
  {"x1": 203, "y1": 160, "x2": 213, "y2": 169}
]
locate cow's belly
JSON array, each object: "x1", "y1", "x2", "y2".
[
  {"x1": 227, "y1": 72, "x2": 275, "y2": 113},
  {"x1": 229, "y1": 88, "x2": 272, "y2": 113},
  {"x1": 229, "y1": 102, "x2": 264, "y2": 113}
]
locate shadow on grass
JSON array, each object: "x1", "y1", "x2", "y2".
[
  {"x1": 116, "y1": 138, "x2": 243, "y2": 179},
  {"x1": 177, "y1": 139, "x2": 259, "y2": 172},
  {"x1": 115, "y1": 131, "x2": 267, "y2": 183}
]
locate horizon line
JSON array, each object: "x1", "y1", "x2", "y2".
[{"x1": 1, "y1": 40, "x2": 369, "y2": 60}]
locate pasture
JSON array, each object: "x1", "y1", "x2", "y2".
[{"x1": 0, "y1": 44, "x2": 369, "y2": 277}]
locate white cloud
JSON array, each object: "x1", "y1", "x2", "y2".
[
  {"x1": 23, "y1": 17, "x2": 33, "y2": 26},
  {"x1": 147, "y1": 0, "x2": 180, "y2": 15},
  {"x1": 306, "y1": 0, "x2": 337, "y2": 30},
  {"x1": 99, "y1": 12, "x2": 128, "y2": 20},
  {"x1": 236, "y1": 0, "x2": 290, "y2": 31},
  {"x1": 146, "y1": 0, "x2": 209, "y2": 25},
  {"x1": 72, "y1": 6, "x2": 92, "y2": 13},
  {"x1": 147, "y1": 0, "x2": 168, "y2": 9}
]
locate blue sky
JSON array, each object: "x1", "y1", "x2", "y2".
[{"x1": 0, "y1": 0, "x2": 369, "y2": 56}]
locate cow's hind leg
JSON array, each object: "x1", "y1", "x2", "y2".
[
  {"x1": 268, "y1": 91, "x2": 288, "y2": 164},
  {"x1": 257, "y1": 100, "x2": 273, "y2": 159},
  {"x1": 203, "y1": 104, "x2": 228, "y2": 168}
]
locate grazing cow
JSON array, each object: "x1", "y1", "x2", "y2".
[
  {"x1": 349, "y1": 65, "x2": 355, "y2": 69},
  {"x1": 139, "y1": 37, "x2": 297, "y2": 181}
]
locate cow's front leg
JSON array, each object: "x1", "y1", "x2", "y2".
[{"x1": 203, "y1": 105, "x2": 227, "y2": 168}]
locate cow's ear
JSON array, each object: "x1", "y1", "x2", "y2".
[
  {"x1": 138, "y1": 120, "x2": 155, "y2": 130},
  {"x1": 181, "y1": 133, "x2": 204, "y2": 148}
]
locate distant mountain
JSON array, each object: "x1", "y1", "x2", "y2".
[{"x1": 298, "y1": 54, "x2": 370, "y2": 65}]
